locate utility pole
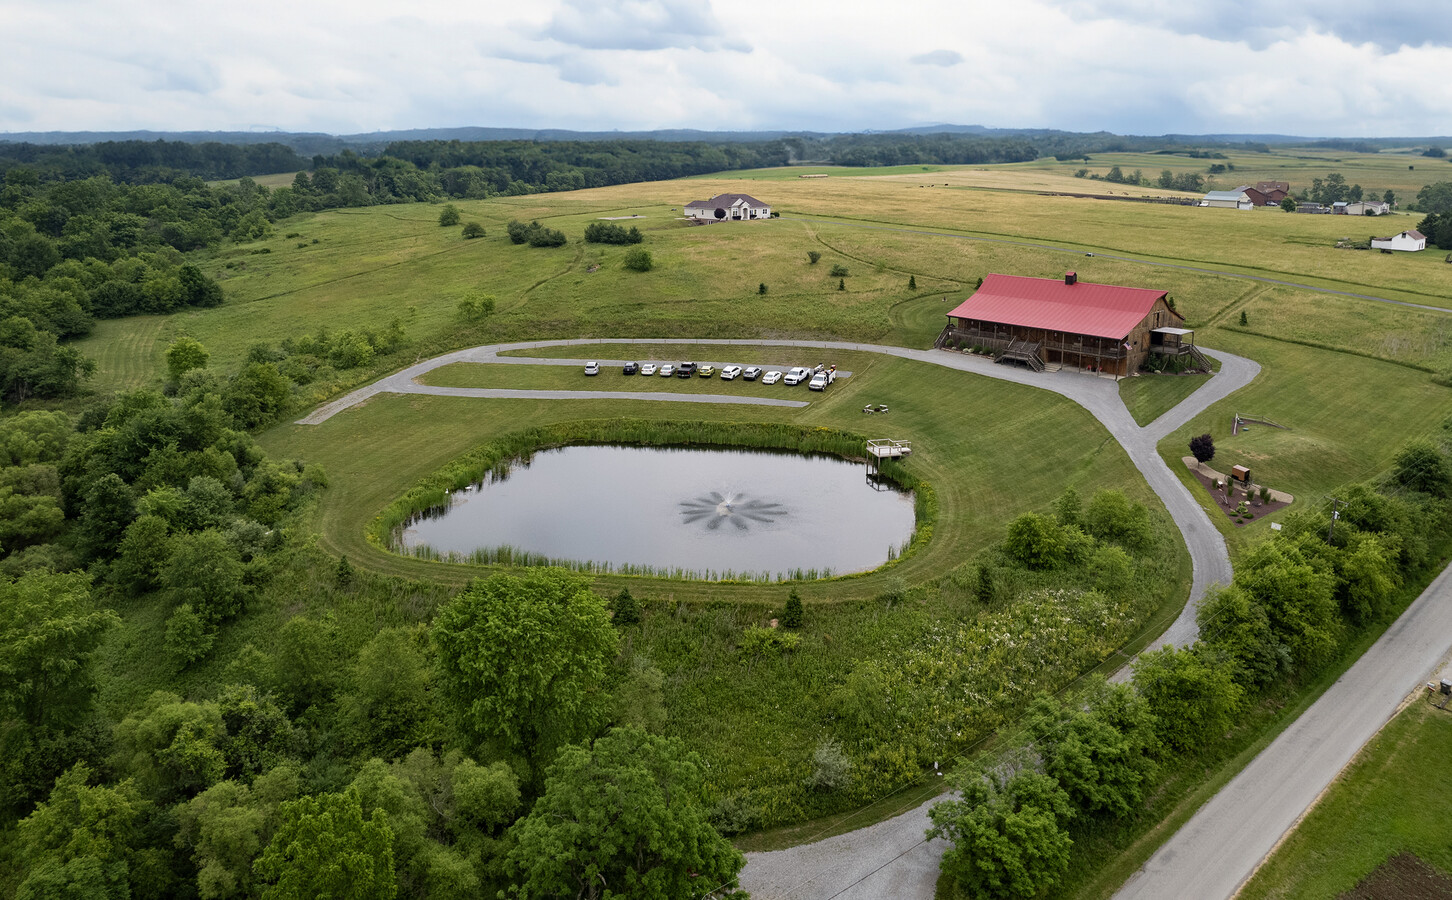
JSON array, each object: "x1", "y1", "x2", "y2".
[{"x1": 1326, "y1": 496, "x2": 1345, "y2": 543}]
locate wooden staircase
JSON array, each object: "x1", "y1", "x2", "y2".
[{"x1": 996, "y1": 338, "x2": 1045, "y2": 372}]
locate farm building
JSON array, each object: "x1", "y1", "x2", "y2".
[
  {"x1": 1242, "y1": 181, "x2": 1290, "y2": 206},
  {"x1": 1371, "y1": 229, "x2": 1427, "y2": 251},
  {"x1": 938, "y1": 272, "x2": 1204, "y2": 377},
  {"x1": 1200, "y1": 190, "x2": 1254, "y2": 209},
  {"x1": 684, "y1": 193, "x2": 771, "y2": 222},
  {"x1": 1343, "y1": 200, "x2": 1390, "y2": 216}
]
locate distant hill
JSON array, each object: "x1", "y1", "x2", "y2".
[{"x1": 5, "y1": 125, "x2": 1451, "y2": 154}]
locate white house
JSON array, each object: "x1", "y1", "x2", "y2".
[
  {"x1": 1371, "y1": 229, "x2": 1427, "y2": 252},
  {"x1": 684, "y1": 193, "x2": 771, "y2": 222},
  {"x1": 1200, "y1": 190, "x2": 1254, "y2": 209}
]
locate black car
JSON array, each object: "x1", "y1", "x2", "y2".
[
  {"x1": 676, "y1": 362, "x2": 698, "y2": 377},
  {"x1": 623, "y1": 362, "x2": 639, "y2": 375}
]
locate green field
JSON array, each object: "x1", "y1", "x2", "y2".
[
  {"x1": 72, "y1": 149, "x2": 1452, "y2": 400},
  {"x1": 1238, "y1": 700, "x2": 1452, "y2": 898},
  {"x1": 261, "y1": 351, "x2": 1171, "y2": 598},
  {"x1": 1118, "y1": 371, "x2": 1215, "y2": 426},
  {"x1": 54, "y1": 152, "x2": 1452, "y2": 873}
]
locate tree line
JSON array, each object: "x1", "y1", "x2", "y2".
[
  {"x1": 928, "y1": 430, "x2": 1452, "y2": 899},
  {"x1": 0, "y1": 140, "x2": 307, "y2": 184}
]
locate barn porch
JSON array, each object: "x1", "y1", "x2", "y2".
[
  {"x1": 1149, "y1": 327, "x2": 1212, "y2": 370},
  {"x1": 935, "y1": 323, "x2": 1132, "y2": 376}
]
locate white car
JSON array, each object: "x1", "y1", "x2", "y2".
[
  {"x1": 659, "y1": 364, "x2": 675, "y2": 377},
  {"x1": 720, "y1": 365, "x2": 742, "y2": 380},
  {"x1": 783, "y1": 366, "x2": 813, "y2": 385},
  {"x1": 640, "y1": 363, "x2": 658, "y2": 376},
  {"x1": 584, "y1": 361, "x2": 600, "y2": 375},
  {"x1": 761, "y1": 370, "x2": 782, "y2": 385}
]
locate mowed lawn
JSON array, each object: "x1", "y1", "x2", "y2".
[
  {"x1": 1118, "y1": 371, "x2": 1215, "y2": 427},
  {"x1": 258, "y1": 352, "x2": 1178, "y2": 603},
  {"x1": 1156, "y1": 328, "x2": 1452, "y2": 549},
  {"x1": 1237, "y1": 700, "x2": 1452, "y2": 899}
]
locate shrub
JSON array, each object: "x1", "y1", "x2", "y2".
[
  {"x1": 1004, "y1": 513, "x2": 1067, "y2": 569},
  {"x1": 739, "y1": 626, "x2": 800, "y2": 657},
  {"x1": 456, "y1": 293, "x2": 497, "y2": 321},
  {"x1": 166, "y1": 337, "x2": 209, "y2": 381},
  {"x1": 909, "y1": 275, "x2": 917, "y2": 290},
  {"x1": 829, "y1": 264, "x2": 849, "y2": 277},
  {"x1": 612, "y1": 588, "x2": 641, "y2": 626},
  {"x1": 1083, "y1": 490, "x2": 1152, "y2": 551},
  {"x1": 505, "y1": 219, "x2": 565, "y2": 247},
  {"x1": 1239, "y1": 310, "x2": 1249, "y2": 326},
  {"x1": 1189, "y1": 433, "x2": 1215, "y2": 463},
  {"x1": 1392, "y1": 440, "x2": 1452, "y2": 497},
  {"x1": 807, "y1": 251, "x2": 821, "y2": 264},
  {"x1": 782, "y1": 589, "x2": 803, "y2": 629},
  {"x1": 802, "y1": 739, "x2": 852, "y2": 791},
  {"x1": 461, "y1": 222, "x2": 485, "y2": 239},
  {"x1": 438, "y1": 204, "x2": 460, "y2": 226},
  {"x1": 838, "y1": 278, "x2": 845, "y2": 291},
  {"x1": 622, "y1": 248, "x2": 653, "y2": 272},
  {"x1": 583, "y1": 222, "x2": 644, "y2": 244},
  {"x1": 758, "y1": 282, "x2": 768, "y2": 296}
]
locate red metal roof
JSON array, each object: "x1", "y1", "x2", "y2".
[{"x1": 945, "y1": 274, "x2": 1170, "y2": 340}]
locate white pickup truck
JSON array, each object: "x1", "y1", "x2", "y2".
[
  {"x1": 808, "y1": 369, "x2": 836, "y2": 391},
  {"x1": 783, "y1": 366, "x2": 813, "y2": 385}
]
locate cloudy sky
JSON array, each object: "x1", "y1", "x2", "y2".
[{"x1": 3, "y1": 0, "x2": 1449, "y2": 137}]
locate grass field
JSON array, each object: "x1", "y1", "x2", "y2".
[
  {"x1": 70, "y1": 148, "x2": 1452, "y2": 403},
  {"x1": 1238, "y1": 699, "x2": 1452, "y2": 899},
  {"x1": 1157, "y1": 330, "x2": 1452, "y2": 503},
  {"x1": 64, "y1": 152, "x2": 1452, "y2": 862},
  {"x1": 260, "y1": 351, "x2": 1173, "y2": 600},
  {"x1": 1118, "y1": 372, "x2": 1215, "y2": 426}
]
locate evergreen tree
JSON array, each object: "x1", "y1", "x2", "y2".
[{"x1": 783, "y1": 589, "x2": 804, "y2": 629}]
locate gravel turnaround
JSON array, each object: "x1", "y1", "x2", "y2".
[{"x1": 295, "y1": 337, "x2": 1264, "y2": 899}]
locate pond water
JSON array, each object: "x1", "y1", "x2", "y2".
[{"x1": 398, "y1": 445, "x2": 917, "y2": 579}]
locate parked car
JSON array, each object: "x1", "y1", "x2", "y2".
[
  {"x1": 698, "y1": 365, "x2": 716, "y2": 378},
  {"x1": 742, "y1": 365, "x2": 762, "y2": 381},
  {"x1": 659, "y1": 364, "x2": 675, "y2": 377},
  {"x1": 584, "y1": 361, "x2": 600, "y2": 376},
  {"x1": 623, "y1": 361, "x2": 639, "y2": 375},
  {"x1": 676, "y1": 362, "x2": 697, "y2": 377},
  {"x1": 640, "y1": 363, "x2": 657, "y2": 376},
  {"x1": 783, "y1": 366, "x2": 812, "y2": 385},
  {"x1": 761, "y1": 370, "x2": 782, "y2": 385},
  {"x1": 721, "y1": 365, "x2": 743, "y2": 380},
  {"x1": 809, "y1": 371, "x2": 835, "y2": 391}
]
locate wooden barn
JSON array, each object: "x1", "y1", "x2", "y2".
[{"x1": 937, "y1": 272, "x2": 1206, "y2": 377}]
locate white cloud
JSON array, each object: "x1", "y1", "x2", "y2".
[
  {"x1": 911, "y1": 50, "x2": 965, "y2": 67},
  {"x1": 0, "y1": 0, "x2": 1449, "y2": 136}
]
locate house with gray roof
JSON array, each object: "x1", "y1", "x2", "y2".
[{"x1": 684, "y1": 193, "x2": 771, "y2": 222}]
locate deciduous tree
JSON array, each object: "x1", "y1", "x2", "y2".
[
  {"x1": 928, "y1": 770, "x2": 1074, "y2": 900},
  {"x1": 504, "y1": 727, "x2": 744, "y2": 900},
  {"x1": 432, "y1": 570, "x2": 617, "y2": 768}
]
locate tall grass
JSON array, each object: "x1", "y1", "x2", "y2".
[{"x1": 371, "y1": 418, "x2": 935, "y2": 582}]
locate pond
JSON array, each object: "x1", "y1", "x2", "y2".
[{"x1": 397, "y1": 445, "x2": 917, "y2": 580}]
